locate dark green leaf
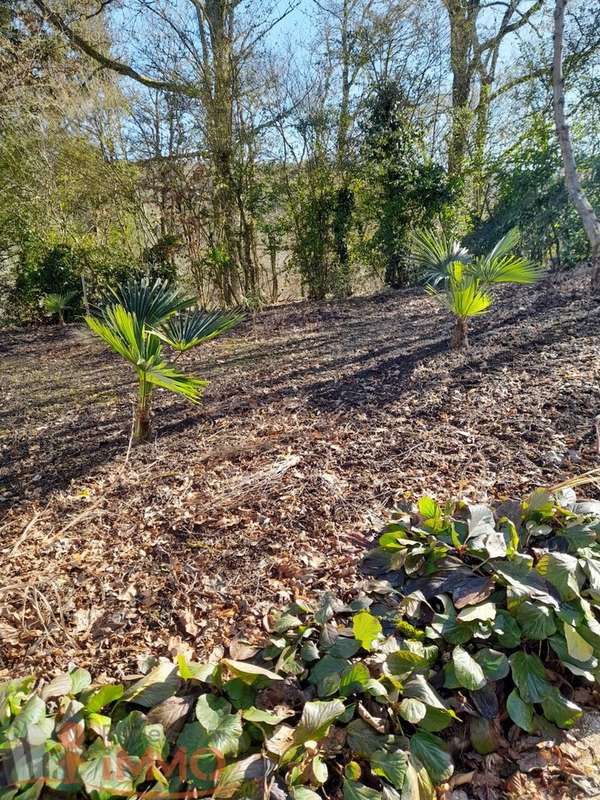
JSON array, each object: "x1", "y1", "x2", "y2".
[{"x1": 409, "y1": 731, "x2": 454, "y2": 785}]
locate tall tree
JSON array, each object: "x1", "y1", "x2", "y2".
[
  {"x1": 552, "y1": 0, "x2": 600, "y2": 289},
  {"x1": 442, "y1": 0, "x2": 545, "y2": 228},
  {"x1": 28, "y1": 0, "x2": 294, "y2": 305}
]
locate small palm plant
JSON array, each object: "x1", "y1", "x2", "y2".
[
  {"x1": 412, "y1": 228, "x2": 545, "y2": 349},
  {"x1": 42, "y1": 291, "x2": 76, "y2": 324},
  {"x1": 86, "y1": 279, "x2": 243, "y2": 442}
]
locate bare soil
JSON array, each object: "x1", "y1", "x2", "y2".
[{"x1": 1, "y1": 269, "x2": 599, "y2": 679}]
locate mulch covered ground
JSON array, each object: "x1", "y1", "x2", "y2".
[{"x1": 1, "y1": 268, "x2": 599, "y2": 681}]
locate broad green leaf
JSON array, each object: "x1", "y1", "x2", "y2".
[
  {"x1": 223, "y1": 678, "x2": 256, "y2": 709},
  {"x1": 386, "y1": 650, "x2": 428, "y2": 676},
  {"x1": 346, "y1": 719, "x2": 394, "y2": 758},
  {"x1": 456, "y1": 602, "x2": 496, "y2": 623},
  {"x1": 178, "y1": 709, "x2": 243, "y2": 760},
  {"x1": 315, "y1": 593, "x2": 337, "y2": 625},
  {"x1": 176, "y1": 654, "x2": 219, "y2": 683},
  {"x1": 113, "y1": 710, "x2": 166, "y2": 759},
  {"x1": 506, "y1": 690, "x2": 535, "y2": 733},
  {"x1": 78, "y1": 744, "x2": 141, "y2": 796},
  {"x1": 241, "y1": 707, "x2": 291, "y2": 725},
  {"x1": 509, "y1": 652, "x2": 551, "y2": 704},
  {"x1": 353, "y1": 611, "x2": 383, "y2": 652},
  {"x1": 343, "y1": 779, "x2": 383, "y2": 800},
  {"x1": 301, "y1": 641, "x2": 321, "y2": 662},
  {"x1": 312, "y1": 754, "x2": 328, "y2": 784},
  {"x1": 69, "y1": 669, "x2": 92, "y2": 696},
  {"x1": 417, "y1": 707, "x2": 457, "y2": 733},
  {"x1": 403, "y1": 675, "x2": 446, "y2": 710},
  {"x1": 409, "y1": 731, "x2": 453, "y2": 785},
  {"x1": 399, "y1": 699, "x2": 427, "y2": 724},
  {"x1": 492, "y1": 610, "x2": 521, "y2": 648},
  {"x1": 292, "y1": 789, "x2": 322, "y2": 800},
  {"x1": 213, "y1": 754, "x2": 272, "y2": 799},
  {"x1": 221, "y1": 659, "x2": 282, "y2": 685},
  {"x1": 491, "y1": 560, "x2": 559, "y2": 608},
  {"x1": 548, "y1": 636, "x2": 597, "y2": 680},
  {"x1": 196, "y1": 694, "x2": 232, "y2": 730},
  {"x1": 294, "y1": 699, "x2": 345, "y2": 744},
  {"x1": 339, "y1": 663, "x2": 371, "y2": 697},
  {"x1": 272, "y1": 613, "x2": 302, "y2": 633},
  {"x1": 401, "y1": 754, "x2": 435, "y2": 800},
  {"x1": 536, "y1": 552, "x2": 582, "y2": 601},
  {"x1": 83, "y1": 684, "x2": 124, "y2": 713},
  {"x1": 6, "y1": 696, "x2": 49, "y2": 742},
  {"x1": 541, "y1": 687, "x2": 582, "y2": 729},
  {"x1": 474, "y1": 648, "x2": 509, "y2": 681},
  {"x1": 122, "y1": 661, "x2": 181, "y2": 707},
  {"x1": 87, "y1": 712, "x2": 112, "y2": 739},
  {"x1": 564, "y1": 623, "x2": 594, "y2": 662},
  {"x1": 329, "y1": 637, "x2": 361, "y2": 658},
  {"x1": 516, "y1": 602, "x2": 556, "y2": 640},
  {"x1": 371, "y1": 749, "x2": 408, "y2": 790},
  {"x1": 427, "y1": 613, "x2": 474, "y2": 645},
  {"x1": 452, "y1": 646, "x2": 486, "y2": 691}
]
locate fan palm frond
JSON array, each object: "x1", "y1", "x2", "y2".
[
  {"x1": 469, "y1": 253, "x2": 546, "y2": 285},
  {"x1": 42, "y1": 291, "x2": 76, "y2": 314},
  {"x1": 411, "y1": 229, "x2": 471, "y2": 287},
  {"x1": 153, "y1": 309, "x2": 245, "y2": 352},
  {"x1": 446, "y1": 281, "x2": 493, "y2": 318},
  {"x1": 107, "y1": 278, "x2": 196, "y2": 327},
  {"x1": 144, "y1": 362, "x2": 208, "y2": 401},
  {"x1": 86, "y1": 305, "x2": 148, "y2": 366},
  {"x1": 483, "y1": 227, "x2": 521, "y2": 264},
  {"x1": 427, "y1": 262, "x2": 492, "y2": 319}
]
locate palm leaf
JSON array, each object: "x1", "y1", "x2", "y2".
[
  {"x1": 427, "y1": 263, "x2": 492, "y2": 319},
  {"x1": 469, "y1": 253, "x2": 545, "y2": 285},
  {"x1": 42, "y1": 291, "x2": 76, "y2": 314},
  {"x1": 144, "y1": 362, "x2": 208, "y2": 402},
  {"x1": 153, "y1": 309, "x2": 245, "y2": 352},
  {"x1": 86, "y1": 304, "x2": 160, "y2": 367},
  {"x1": 106, "y1": 278, "x2": 196, "y2": 327},
  {"x1": 483, "y1": 227, "x2": 521, "y2": 263},
  {"x1": 446, "y1": 281, "x2": 493, "y2": 318},
  {"x1": 411, "y1": 229, "x2": 471, "y2": 288}
]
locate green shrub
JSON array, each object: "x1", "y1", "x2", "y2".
[{"x1": 1, "y1": 485, "x2": 599, "y2": 800}]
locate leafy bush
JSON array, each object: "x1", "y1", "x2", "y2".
[
  {"x1": 86, "y1": 279, "x2": 244, "y2": 442},
  {"x1": 1, "y1": 486, "x2": 599, "y2": 800}
]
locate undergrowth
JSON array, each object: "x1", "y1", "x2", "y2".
[{"x1": 1, "y1": 486, "x2": 599, "y2": 800}]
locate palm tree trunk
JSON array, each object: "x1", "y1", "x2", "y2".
[
  {"x1": 451, "y1": 317, "x2": 469, "y2": 349},
  {"x1": 134, "y1": 377, "x2": 152, "y2": 442}
]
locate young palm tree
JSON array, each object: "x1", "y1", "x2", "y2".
[
  {"x1": 42, "y1": 291, "x2": 76, "y2": 324},
  {"x1": 414, "y1": 228, "x2": 545, "y2": 349},
  {"x1": 86, "y1": 279, "x2": 243, "y2": 442}
]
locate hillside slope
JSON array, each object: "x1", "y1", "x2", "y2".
[{"x1": 1, "y1": 269, "x2": 599, "y2": 676}]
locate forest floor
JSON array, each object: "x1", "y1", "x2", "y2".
[{"x1": 1, "y1": 268, "x2": 600, "y2": 682}]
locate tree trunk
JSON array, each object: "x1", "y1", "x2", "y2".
[
  {"x1": 552, "y1": 0, "x2": 600, "y2": 289},
  {"x1": 451, "y1": 317, "x2": 469, "y2": 349},
  {"x1": 444, "y1": 0, "x2": 478, "y2": 182},
  {"x1": 134, "y1": 378, "x2": 152, "y2": 442},
  {"x1": 333, "y1": 0, "x2": 354, "y2": 298}
]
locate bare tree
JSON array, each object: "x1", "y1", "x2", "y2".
[
  {"x1": 28, "y1": 0, "x2": 296, "y2": 305},
  {"x1": 552, "y1": 0, "x2": 600, "y2": 289}
]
